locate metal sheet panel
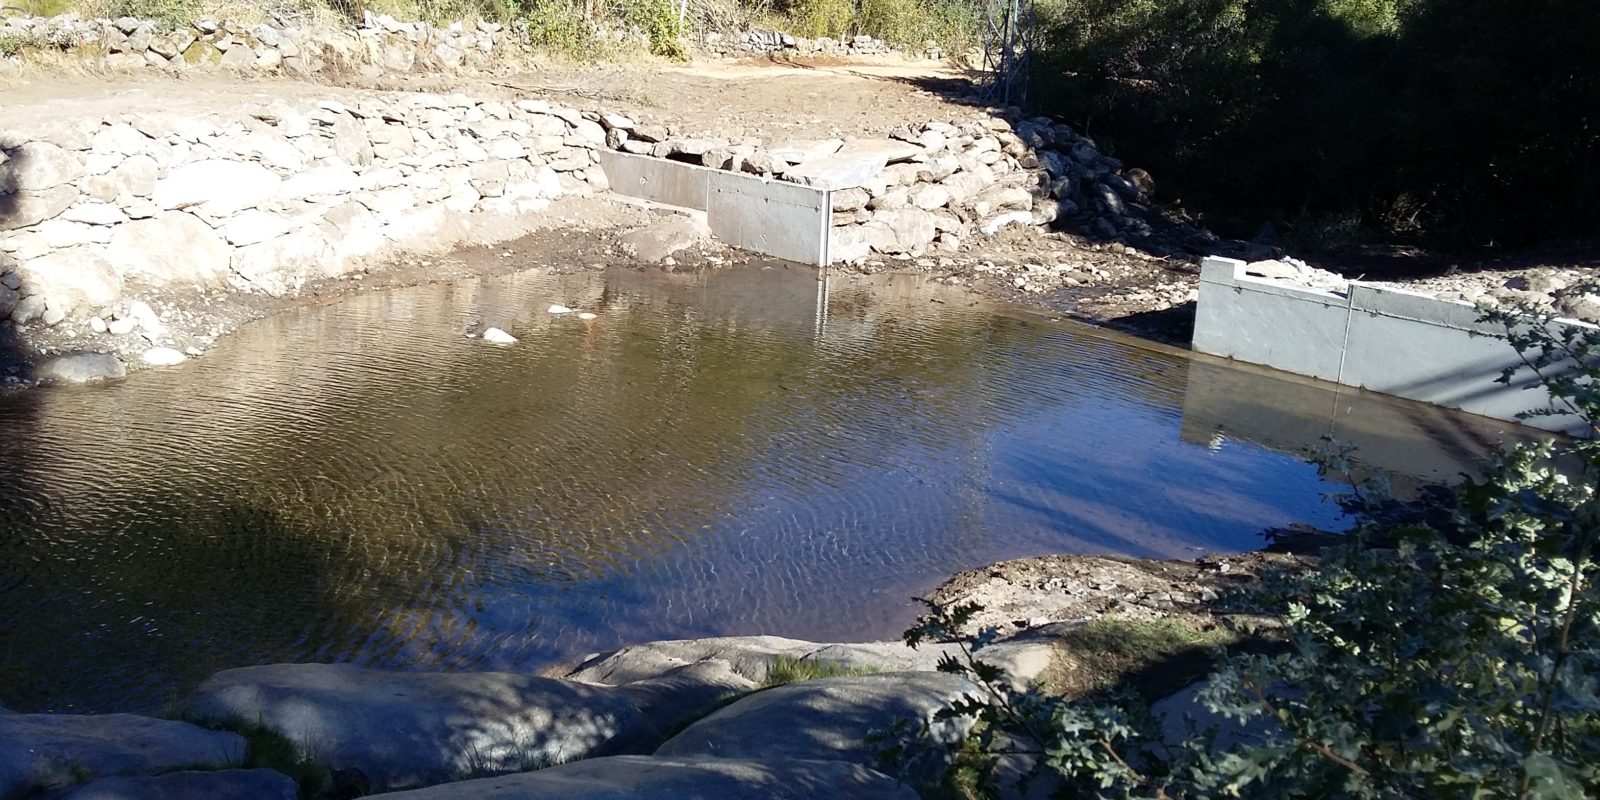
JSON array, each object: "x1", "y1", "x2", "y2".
[
  {"x1": 597, "y1": 150, "x2": 711, "y2": 210},
  {"x1": 706, "y1": 171, "x2": 831, "y2": 266}
]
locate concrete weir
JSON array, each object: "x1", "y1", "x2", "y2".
[
  {"x1": 597, "y1": 151, "x2": 832, "y2": 267},
  {"x1": 1193, "y1": 256, "x2": 1593, "y2": 434}
]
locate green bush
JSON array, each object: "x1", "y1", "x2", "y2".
[
  {"x1": 899, "y1": 296, "x2": 1600, "y2": 797},
  {"x1": 1031, "y1": 0, "x2": 1600, "y2": 246},
  {"x1": 783, "y1": 0, "x2": 853, "y2": 39}
]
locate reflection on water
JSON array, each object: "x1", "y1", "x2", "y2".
[{"x1": 0, "y1": 264, "x2": 1537, "y2": 713}]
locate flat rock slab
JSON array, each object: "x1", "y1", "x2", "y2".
[
  {"x1": 567, "y1": 635, "x2": 1052, "y2": 690},
  {"x1": 835, "y1": 139, "x2": 928, "y2": 164},
  {"x1": 46, "y1": 769, "x2": 297, "y2": 800},
  {"x1": 0, "y1": 713, "x2": 244, "y2": 798},
  {"x1": 781, "y1": 154, "x2": 889, "y2": 191},
  {"x1": 186, "y1": 663, "x2": 649, "y2": 792},
  {"x1": 655, "y1": 672, "x2": 980, "y2": 787},
  {"x1": 768, "y1": 138, "x2": 844, "y2": 165},
  {"x1": 365, "y1": 755, "x2": 917, "y2": 800}
]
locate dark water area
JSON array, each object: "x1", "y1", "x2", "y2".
[{"x1": 0, "y1": 264, "x2": 1536, "y2": 713}]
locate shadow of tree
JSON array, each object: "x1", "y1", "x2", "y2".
[{"x1": 1, "y1": 142, "x2": 32, "y2": 383}]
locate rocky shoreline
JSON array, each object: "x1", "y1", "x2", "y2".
[{"x1": 0, "y1": 552, "x2": 1283, "y2": 799}]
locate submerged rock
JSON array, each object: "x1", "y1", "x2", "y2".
[
  {"x1": 481, "y1": 327, "x2": 517, "y2": 344},
  {"x1": 616, "y1": 216, "x2": 711, "y2": 265},
  {"x1": 547, "y1": 304, "x2": 573, "y2": 314},
  {"x1": 186, "y1": 663, "x2": 649, "y2": 792},
  {"x1": 37, "y1": 353, "x2": 126, "y2": 384},
  {"x1": 140, "y1": 348, "x2": 187, "y2": 366},
  {"x1": 0, "y1": 713, "x2": 244, "y2": 797},
  {"x1": 362, "y1": 755, "x2": 916, "y2": 799}
]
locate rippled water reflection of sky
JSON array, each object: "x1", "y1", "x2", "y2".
[{"x1": 0, "y1": 264, "x2": 1532, "y2": 712}]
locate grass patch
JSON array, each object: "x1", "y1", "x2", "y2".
[
  {"x1": 1039, "y1": 617, "x2": 1241, "y2": 702},
  {"x1": 762, "y1": 655, "x2": 885, "y2": 688},
  {"x1": 223, "y1": 722, "x2": 332, "y2": 799}
]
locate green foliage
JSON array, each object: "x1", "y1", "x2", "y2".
[
  {"x1": 762, "y1": 655, "x2": 884, "y2": 687},
  {"x1": 856, "y1": 0, "x2": 978, "y2": 52},
  {"x1": 89, "y1": 0, "x2": 199, "y2": 31},
  {"x1": 783, "y1": 0, "x2": 852, "y2": 39},
  {"x1": 520, "y1": 0, "x2": 603, "y2": 60},
  {"x1": 898, "y1": 309, "x2": 1600, "y2": 797},
  {"x1": 228, "y1": 722, "x2": 332, "y2": 798},
  {"x1": 615, "y1": 0, "x2": 686, "y2": 59},
  {"x1": 1032, "y1": 0, "x2": 1600, "y2": 246}
]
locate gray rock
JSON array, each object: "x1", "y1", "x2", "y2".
[
  {"x1": 49, "y1": 768, "x2": 296, "y2": 800},
  {"x1": 656, "y1": 672, "x2": 979, "y2": 786},
  {"x1": 140, "y1": 347, "x2": 187, "y2": 366},
  {"x1": 0, "y1": 713, "x2": 241, "y2": 796},
  {"x1": 767, "y1": 138, "x2": 844, "y2": 165},
  {"x1": 362, "y1": 755, "x2": 916, "y2": 800},
  {"x1": 186, "y1": 663, "x2": 649, "y2": 792},
  {"x1": 831, "y1": 188, "x2": 869, "y2": 212},
  {"x1": 859, "y1": 209, "x2": 938, "y2": 254},
  {"x1": 152, "y1": 160, "x2": 281, "y2": 216},
  {"x1": 617, "y1": 215, "x2": 711, "y2": 265},
  {"x1": 1, "y1": 186, "x2": 80, "y2": 230},
  {"x1": 16, "y1": 247, "x2": 123, "y2": 312},
  {"x1": 4, "y1": 142, "x2": 87, "y2": 191},
  {"x1": 782, "y1": 154, "x2": 888, "y2": 192},
  {"x1": 109, "y1": 213, "x2": 232, "y2": 287},
  {"x1": 835, "y1": 138, "x2": 925, "y2": 164}
]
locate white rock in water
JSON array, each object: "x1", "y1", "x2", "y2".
[
  {"x1": 548, "y1": 304, "x2": 573, "y2": 314},
  {"x1": 578, "y1": 312, "x2": 597, "y2": 321},
  {"x1": 482, "y1": 327, "x2": 517, "y2": 344},
  {"x1": 141, "y1": 347, "x2": 188, "y2": 366}
]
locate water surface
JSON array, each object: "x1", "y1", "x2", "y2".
[{"x1": 0, "y1": 264, "x2": 1531, "y2": 712}]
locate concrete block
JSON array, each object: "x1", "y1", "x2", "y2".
[
  {"x1": 596, "y1": 150, "x2": 711, "y2": 210},
  {"x1": 1193, "y1": 257, "x2": 1350, "y2": 383},
  {"x1": 707, "y1": 171, "x2": 831, "y2": 267}
]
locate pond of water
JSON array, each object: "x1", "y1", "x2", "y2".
[{"x1": 0, "y1": 264, "x2": 1535, "y2": 712}]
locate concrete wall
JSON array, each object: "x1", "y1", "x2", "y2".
[
  {"x1": 598, "y1": 151, "x2": 832, "y2": 266},
  {"x1": 1194, "y1": 256, "x2": 1591, "y2": 434}
]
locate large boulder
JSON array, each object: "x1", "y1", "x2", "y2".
[
  {"x1": 654, "y1": 672, "x2": 981, "y2": 787},
  {"x1": 362, "y1": 755, "x2": 917, "y2": 800},
  {"x1": 47, "y1": 769, "x2": 297, "y2": 800},
  {"x1": 186, "y1": 663, "x2": 651, "y2": 792},
  {"x1": 108, "y1": 213, "x2": 232, "y2": 287},
  {"x1": 151, "y1": 160, "x2": 281, "y2": 217},
  {"x1": 616, "y1": 215, "x2": 711, "y2": 265},
  {"x1": 15, "y1": 247, "x2": 124, "y2": 314},
  {"x1": 0, "y1": 713, "x2": 244, "y2": 798},
  {"x1": 3, "y1": 142, "x2": 86, "y2": 192},
  {"x1": 782, "y1": 154, "x2": 889, "y2": 191}
]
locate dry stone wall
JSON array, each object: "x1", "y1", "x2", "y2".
[
  {"x1": 0, "y1": 91, "x2": 616, "y2": 336},
  {"x1": 0, "y1": 12, "x2": 520, "y2": 77}
]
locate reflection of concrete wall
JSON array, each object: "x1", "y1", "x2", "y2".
[
  {"x1": 1180, "y1": 357, "x2": 1543, "y2": 494},
  {"x1": 1193, "y1": 257, "x2": 1590, "y2": 434}
]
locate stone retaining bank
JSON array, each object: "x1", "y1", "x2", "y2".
[{"x1": 0, "y1": 89, "x2": 619, "y2": 365}]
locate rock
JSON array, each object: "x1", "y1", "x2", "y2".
[
  {"x1": 599, "y1": 113, "x2": 635, "y2": 131},
  {"x1": 60, "y1": 203, "x2": 128, "y2": 226},
  {"x1": 617, "y1": 215, "x2": 711, "y2": 264},
  {"x1": 51, "y1": 769, "x2": 297, "y2": 800},
  {"x1": 656, "y1": 672, "x2": 980, "y2": 786},
  {"x1": 109, "y1": 213, "x2": 233, "y2": 287},
  {"x1": 979, "y1": 211, "x2": 1034, "y2": 235},
  {"x1": 481, "y1": 327, "x2": 516, "y2": 344},
  {"x1": 358, "y1": 756, "x2": 916, "y2": 800},
  {"x1": 909, "y1": 184, "x2": 950, "y2": 211},
  {"x1": 857, "y1": 208, "x2": 938, "y2": 254},
  {"x1": 972, "y1": 186, "x2": 1033, "y2": 217},
  {"x1": 4, "y1": 142, "x2": 86, "y2": 191},
  {"x1": 11, "y1": 293, "x2": 45, "y2": 324},
  {"x1": 0, "y1": 713, "x2": 242, "y2": 796},
  {"x1": 835, "y1": 138, "x2": 926, "y2": 164},
  {"x1": 831, "y1": 188, "x2": 870, "y2": 212},
  {"x1": 1, "y1": 186, "x2": 80, "y2": 230},
  {"x1": 16, "y1": 247, "x2": 123, "y2": 312},
  {"x1": 220, "y1": 43, "x2": 256, "y2": 68},
  {"x1": 153, "y1": 160, "x2": 281, "y2": 216},
  {"x1": 140, "y1": 347, "x2": 187, "y2": 366},
  {"x1": 111, "y1": 155, "x2": 160, "y2": 198},
  {"x1": 108, "y1": 317, "x2": 136, "y2": 336},
  {"x1": 782, "y1": 154, "x2": 889, "y2": 191},
  {"x1": 767, "y1": 138, "x2": 844, "y2": 165},
  {"x1": 220, "y1": 210, "x2": 292, "y2": 247},
  {"x1": 276, "y1": 161, "x2": 360, "y2": 199},
  {"x1": 548, "y1": 305, "x2": 573, "y2": 314},
  {"x1": 187, "y1": 663, "x2": 648, "y2": 792},
  {"x1": 89, "y1": 316, "x2": 108, "y2": 333},
  {"x1": 577, "y1": 312, "x2": 597, "y2": 321},
  {"x1": 1243, "y1": 259, "x2": 1301, "y2": 281}
]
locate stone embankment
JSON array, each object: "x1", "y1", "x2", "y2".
[
  {"x1": 0, "y1": 634, "x2": 1055, "y2": 799},
  {"x1": 0, "y1": 13, "x2": 1164, "y2": 385}
]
